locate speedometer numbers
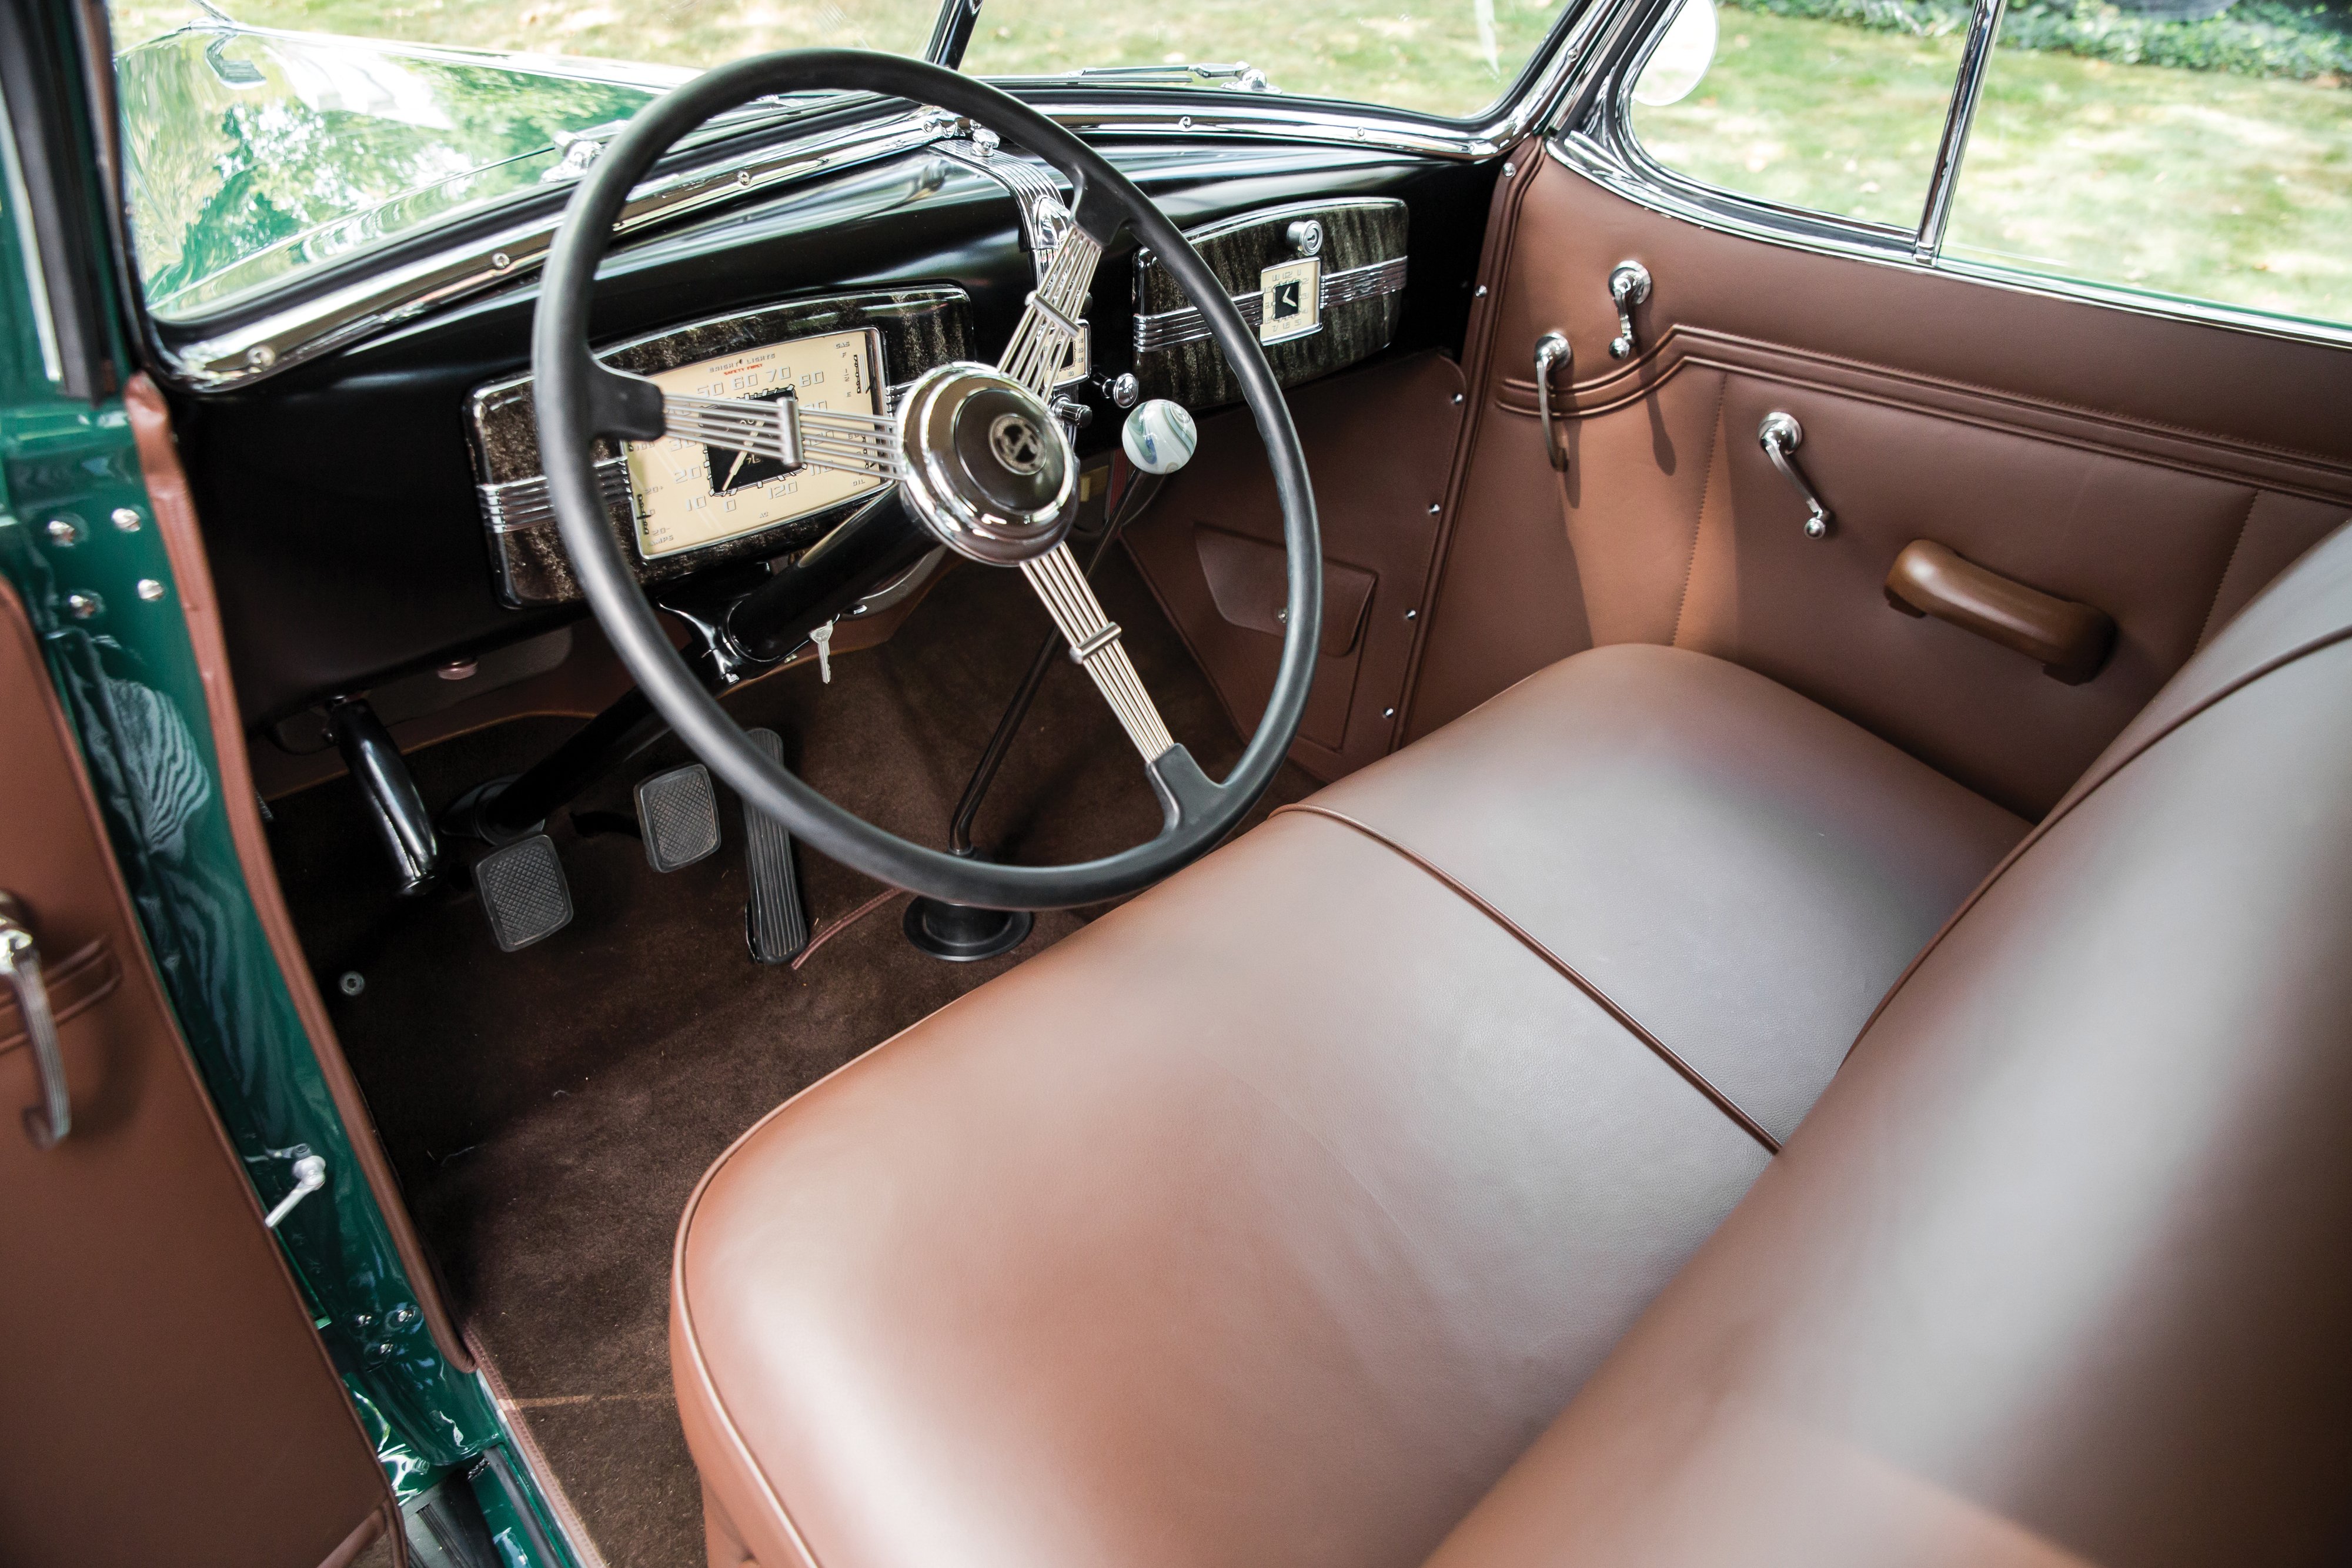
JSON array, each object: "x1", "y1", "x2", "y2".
[{"x1": 624, "y1": 329, "x2": 885, "y2": 560}]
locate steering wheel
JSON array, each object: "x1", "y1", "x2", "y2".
[{"x1": 534, "y1": 50, "x2": 1321, "y2": 909}]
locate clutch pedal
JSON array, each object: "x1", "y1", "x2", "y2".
[
  {"x1": 742, "y1": 728, "x2": 808, "y2": 963},
  {"x1": 472, "y1": 834, "x2": 573, "y2": 952},
  {"x1": 635, "y1": 763, "x2": 721, "y2": 872}
]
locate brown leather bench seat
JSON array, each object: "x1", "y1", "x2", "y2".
[{"x1": 671, "y1": 643, "x2": 2027, "y2": 1568}]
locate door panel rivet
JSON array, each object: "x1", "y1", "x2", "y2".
[
  {"x1": 65, "y1": 592, "x2": 102, "y2": 620},
  {"x1": 111, "y1": 507, "x2": 142, "y2": 532},
  {"x1": 45, "y1": 517, "x2": 80, "y2": 546},
  {"x1": 136, "y1": 579, "x2": 167, "y2": 602}
]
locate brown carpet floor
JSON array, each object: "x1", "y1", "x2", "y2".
[{"x1": 266, "y1": 547, "x2": 1314, "y2": 1567}]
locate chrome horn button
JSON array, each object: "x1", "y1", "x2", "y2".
[{"x1": 897, "y1": 363, "x2": 1077, "y2": 565}]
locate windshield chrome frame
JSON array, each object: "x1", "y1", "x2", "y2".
[{"x1": 82, "y1": 0, "x2": 1609, "y2": 392}]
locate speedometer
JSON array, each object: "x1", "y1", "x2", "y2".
[{"x1": 624, "y1": 328, "x2": 887, "y2": 559}]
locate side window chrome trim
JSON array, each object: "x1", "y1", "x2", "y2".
[
  {"x1": 1544, "y1": 132, "x2": 2352, "y2": 355},
  {"x1": 1563, "y1": 0, "x2": 2352, "y2": 353}
]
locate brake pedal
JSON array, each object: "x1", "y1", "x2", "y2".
[
  {"x1": 472, "y1": 834, "x2": 573, "y2": 952},
  {"x1": 635, "y1": 763, "x2": 720, "y2": 872},
  {"x1": 742, "y1": 729, "x2": 808, "y2": 963}
]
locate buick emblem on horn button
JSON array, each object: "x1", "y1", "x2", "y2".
[{"x1": 989, "y1": 412, "x2": 1047, "y2": 476}]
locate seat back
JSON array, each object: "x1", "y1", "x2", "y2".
[{"x1": 1422, "y1": 524, "x2": 2352, "y2": 1567}]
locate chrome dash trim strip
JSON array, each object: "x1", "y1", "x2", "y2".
[
  {"x1": 1132, "y1": 255, "x2": 1406, "y2": 353},
  {"x1": 479, "y1": 457, "x2": 634, "y2": 536}
]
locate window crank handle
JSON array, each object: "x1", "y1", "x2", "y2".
[
  {"x1": 1607, "y1": 260, "x2": 1652, "y2": 359},
  {"x1": 1759, "y1": 412, "x2": 1834, "y2": 539}
]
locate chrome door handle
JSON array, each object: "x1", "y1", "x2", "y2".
[
  {"x1": 1607, "y1": 260, "x2": 1651, "y2": 359},
  {"x1": 1759, "y1": 412, "x2": 1833, "y2": 540},
  {"x1": 1534, "y1": 333, "x2": 1571, "y2": 472},
  {"x1": 0, "y1": 893, "x2": 69, "y2": 1148}
]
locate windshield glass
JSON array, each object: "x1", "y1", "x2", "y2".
[
  {"x1": 959, "y1": 0, "x2": 1572, "y2": 119},
  {"x1": 108, "y1": 0, "x2": 1563, "y2": 323}
]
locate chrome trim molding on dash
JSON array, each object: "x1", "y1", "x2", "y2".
[
  {"x1": 479, "y1": 457, "x2": 634, "y2": 536},
  {"x1": 1133, "y1": 255, "x2": 1408, "y2": 352}
]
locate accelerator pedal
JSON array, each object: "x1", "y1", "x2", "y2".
[
  {"x1": 741, "y1": 729, "x2": 808, "y2": 963},
  {"x1": 472, "y1": 834, "x2": 573, "y2": 952},
  {"x1": 634, "y1": 763, "x2": 721, "y2": 873}
]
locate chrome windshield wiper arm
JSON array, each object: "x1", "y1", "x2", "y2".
[{"x1": 1062, "y1": 62, "x2": 1277, "y2": 92}]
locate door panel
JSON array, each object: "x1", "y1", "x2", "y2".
[
  {"x1": 0, "y1": 578, "x2": 395, "y2": 1567},
  {"x1": 1126, "y1": 351, "x2": 1465, "y2": 781},
  {"x1": 1409, "y1": 151, "x2": 2352, "y2": 816}
]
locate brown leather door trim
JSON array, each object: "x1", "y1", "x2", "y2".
[
  {"x1": 1, "y1": 574, "x2": 400, "y2": 1566},
  {"x1": 1274, "y1": 801, "x2": 1779, "y2": 1152},
  {"x1": 1492, "y1": 325, "x2": 2352, "y2": 507},
  {"x1": 126, "y1": 374, "x2": 473, "y2": 1375},
  {"x1": 1395, "y1": 144, "x2": 1552, "y2": 749}
]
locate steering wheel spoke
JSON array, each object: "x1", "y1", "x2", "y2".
[
  {"x1": 1018, "y1": 541, "x2": 1175, "y2": 763},
  {"x1": 998, "y1": 228, "x2": 1102, "y2": 397},
  {"x1": 660, "y1": 389, "x2": 906, "y2": 483}
]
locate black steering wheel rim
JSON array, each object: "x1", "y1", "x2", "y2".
[{"x1": 533, "y1": 50, "x2": 1322, "y2": 909}]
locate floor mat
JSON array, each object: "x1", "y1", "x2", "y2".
[{"x1": 266, "y1": 549, "x2": 1315, "y2": 1567}]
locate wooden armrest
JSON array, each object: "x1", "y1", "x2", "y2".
[{"x1": 1885, "y1": 540, "x2": 2116, "y2": 685}]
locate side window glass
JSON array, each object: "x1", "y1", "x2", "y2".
[
  {"x1": 1626, "y1": 0, "x2": 1967, "y2": 229},
  {"x1": 1944, "y1": 16, "x2": 2352, "y2": 328}
]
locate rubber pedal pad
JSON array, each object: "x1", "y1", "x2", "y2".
[
  {"x1": 741, "y1": 729, "x2": 808, "y2": 963},
  {"x1": 472, "y1": 833, "x2": 573, "y2": 953},
  {"x1": 634, "y1": 762, "x2": 721, "y2": 873}
]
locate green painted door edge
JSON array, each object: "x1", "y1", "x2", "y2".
[{"x1": 0, "y1": 7, "x2": 580, "y2": 1564}]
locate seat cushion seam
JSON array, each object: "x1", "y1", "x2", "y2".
[{"x1": 1274, "y1": 802, "x2": 1779, "y2": 1153}]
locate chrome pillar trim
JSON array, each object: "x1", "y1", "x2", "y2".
[
  {"x1": 0, "y1": 892, "x2": 69, "y2": 1149},
  {"x1": 1758, "y1": 412, "x2": 1833, "y2": 539},
  {"x1": 1132, "y1": 256, "x2": 1408, "y2": 352},
  {"x1": 1913, "y1": 0, "x2": 2010, "y2": 263},
  {"x1": 165, "y1": 107, "x2": 956, "y2": 390}
]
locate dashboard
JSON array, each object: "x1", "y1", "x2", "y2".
[{"x1": 165, "y1": 136, "x2": 1495, "y2": 730}]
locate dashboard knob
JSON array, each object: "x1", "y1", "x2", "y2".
[{"x1": 1122, "y1": 399, "x2": 1197, "y2": 475}]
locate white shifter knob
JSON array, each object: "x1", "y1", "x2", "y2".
[{"x1": 1121, "y1": 399, "x2": 1197, "y2": 475}]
